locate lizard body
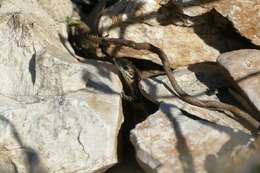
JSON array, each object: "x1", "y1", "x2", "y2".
[{"x1": 113, "y1": 58, "x2": 140, "y2": 102}]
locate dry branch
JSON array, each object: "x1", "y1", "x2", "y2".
[{"x1": 75, "y1": 24, "x2": 260, "y2": 133}]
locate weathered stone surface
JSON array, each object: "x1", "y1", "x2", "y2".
[
  {"x1": 140, "y1": 64, "x2": 250, "y2": 131},
  {"x1": 177, "y1": 0, "x2": 260, "y2": 46},
  {"x1": 38, "y1": 0, "x2": 73, "y2": 22},
  {"x1": 218, "y1": 49, "x2": 260, "y2": 115},
  {"x1": 131, "y1": 106, "x2": 252, "y2": 173},
  {"x1": 131, "y1": 64, "x2": 252, "y2": 173},
  {"x1": 210, "y1": 0, "x2": 260, "y2": 46},
  {"x1": 99, "y1": 0, "x2": 247, "y2": 68},
  {"x1": 0, "y1": 1, "x2": 123, "y2": 173},
  {"x1": 214, "y1": 136, "x2": 260, "y2": 173}
]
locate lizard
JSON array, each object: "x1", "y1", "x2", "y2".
[
  {"x1": 67, "y1": 1, "x2": 260, "y2": 134},
  {"x1": 113, "y1": 57, "x2": 160, "y2": 104},
  {"x1": 68, "y1": 1, "x2": 159, "y2": 103}
]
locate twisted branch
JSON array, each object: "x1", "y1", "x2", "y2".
[{"x1": 75, "y1": 25, "x2": 260, "y2": 133}]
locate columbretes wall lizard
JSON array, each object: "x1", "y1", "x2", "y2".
[{"x1": 67, "y1": 2, "x2": 159, "y2": 119}]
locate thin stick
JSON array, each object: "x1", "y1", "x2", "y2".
[{"x1": 76, "y1": 26, "x2": 260, "y2": 132}]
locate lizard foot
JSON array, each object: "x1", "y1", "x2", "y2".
[{"x1": 120, "y1": 92, "x2": 134, "y2": 102}]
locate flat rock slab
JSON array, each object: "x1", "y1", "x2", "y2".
[
  {"x1": 140, "y1": 64, "x2": 248, "y2": 131},
  {"x1": 211, "y1": 0, "x2": 260, "y2": 46},
  {"x1": 131, "y1": 64, "x2": 253, "y2": 173},
  {"x1": 131, "y1": 104, "x2": 252, "y2": 173},
  {"x1": 218, "y1": 49, "x2": 260, "y2": 116},
  {"x1": 0, "y1": 1, "x2": 123, "y2": 173},
  {"x1": 99, "y1": 0, "x2": 248, "y2": 68},
  {"x1": 181, "y1": 0, "x2": 260, "y2": 46}
]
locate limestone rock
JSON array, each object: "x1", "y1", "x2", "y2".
[
  {"x1": 210, "y1": 0, "x2": 260, "y2": 46},
  {"x1": 140, "y1": 64, "x2": 249, "y2": 131},
  {"x1": 99, "y1": 0, "x2": 247, "y2": 68},
  {"x1": 131, "y1": 105, "x2": 252, "y2": 173},
  {"x1": 0, "y1": 1, "x2": 123, "y2": 173},
  {"x1": 218, "y1": 49, "x2": 260, "y2": 116},
  {"x1": 215, "y1": 136, "x2": 260, "y2": 173},
  {"x1": 37, "y1": 0, "x2": 73, "y2": 22},
  {"x1": 178, "y1": 0, "x2": 260, "y2": 46},
  {"x1": 131, "y1": 64, "x2": 252, "y2": 173}
]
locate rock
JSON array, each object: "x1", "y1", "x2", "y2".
[
  {"x1": 130, "y1": 104, "x2": 252, "y2": 173},
  {"x1": 217, "y1": 49, "x2": 260, "y2": 116},
  {"x1": 0, "y1": 1, "x2": 123, "y2": 173},
  {"x1": 37, "y1": 0, "x2": 73, "y2": 22},
  {"x1": 140, "y1": 64, "x2": 250, "y2": 131},
  {"x1": 130, "y1": 64, "x2": 253, "y2": 173},
  {"x1": 215, "y1": 136, "x2": 260, "y2": 173},
  {"x1": 178, "y1": 0, "x2": 260, "y2": 46},
  {"x1": 1, "y1": 0, "x2": 72, "y2": 22},
  {"x1": 210, "y1": 0, "x2": 260, "y2": 46},
  {"x1": 99, "y1": 0, "x2": 248, "y2": 68}
]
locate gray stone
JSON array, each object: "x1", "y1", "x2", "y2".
[
  {"x1": 179, "y1": 0, "x2": 260, "y2": 46},
  {"x1": 37, "y1": 0, "x2": 73, "y2": 22},
  {"x1": 98, "y1": 0, "x2": 247, "y2": 68},
  {"x1": 218, "y1": 49, "x2": 260, "y2": 116},
  {"x1": 131, "y1": 105, "x2": 252, "y2": 173},
  {"x1": 130, "y1": 64, "x2": 252, "y2": 173},
  {"x1": 0, "y1": 1, "x2": 123, "y2": 173},
  {"x1": 210, "y1": 0, "x2": 260, "y2": 46}
]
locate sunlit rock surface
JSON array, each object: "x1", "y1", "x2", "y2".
[
  {"x1": 131, "y1": 64, "x2": 252, "y2": 173},
  {"x1": 178, "y1": 0, "x2": 260, "y2": 46},
  {"x1": 98, "y1": 0, "x2": 250, "y2": 68},
  {"x1": 218, "y1": 49, "x2": 260, "y2": 116},
  {"x1": 0, "y1": 1, "x2": 123, "y2": 173}
]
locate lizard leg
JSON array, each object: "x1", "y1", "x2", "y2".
[{"x1": 120, "y1": 91, "x2": 134, "y2": 102}]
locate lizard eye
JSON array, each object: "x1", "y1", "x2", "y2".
[{"x1": 128, "y1": 69, "x2": 135, "y2": 78}]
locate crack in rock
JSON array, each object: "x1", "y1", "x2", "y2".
[{"x1": 77, "y1": 128, "x2": 89, "y2": 157}]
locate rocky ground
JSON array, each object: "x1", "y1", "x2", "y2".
[{"x1": 0, "y1": 0, "x2": 259, "y2": 173}]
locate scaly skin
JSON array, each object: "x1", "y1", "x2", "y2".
[{"x1": 113, "y1": 58, "x2": 141, "y2": 102}]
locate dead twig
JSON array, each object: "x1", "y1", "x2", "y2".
[{"x1": 74, "y1": 24, "x2": 260, "y2": 133}]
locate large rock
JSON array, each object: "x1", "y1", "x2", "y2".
[
  {"x1": 217, "y1": 49, "x2": 260, "y2": 117},
  {"x1": 99, "y1": 0, "x2": 247, "y2": 68},
  {"x1": 130, "y1": 64, "x2": 253, "y2": 173},
  {"x1": 130, "y1": 106, "x2": 252, "y2": 173},
  {"x1": 0, "y1": 1, "x2": 123, "y2": 173},
  {"x1": 210, "y1": 0, "x2": 260, "y2": 46},
  {"x1": 140, "y1": 64, "x2": 250, "y2": 131},
  {"x1": 37, "y1": 0, "x2": 73, "y2": 22},
  {"x1": 175, "y1": 0, "x2": 260, "y2": 46}
]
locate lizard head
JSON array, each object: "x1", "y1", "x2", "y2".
[{"x1": 113, "y1": 58, "x2": 137, "y2": 82}]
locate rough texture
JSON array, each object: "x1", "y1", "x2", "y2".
[
  {"x1": 178, "y1": 0, "x2": 260, "y2": 46},
  {"x1": 99, "y1": 0, "x2": 247, "y2": 68},
  {"x1": 211, "y1": 0, "x2": 260, "y2": 46},
  {"x1": 218, "y1": 49, "x2": 260, "y2": 116},
  {"x1": 140, "y1": 64, "x2": 250, "y2": 131},
  {"x1": 37, "y1": 0, "x2": 73, "y2": 22},
  {"x1": 131, "y1": 106, "x2": 252, "y2": 173},
  {"x1": 131, "y1": 64, "x2": 252, "y2": 173},
  {"x1": 0, "y1": 1, "x2": 123, "y2": 173}
]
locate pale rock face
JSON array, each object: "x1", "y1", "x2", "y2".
[
  {"x1": 179, "y1": 0, "x2": 260, "y2": 46},
  {"x1": 140, "y1": 64, "x2": 250, "y2": 132},
  {"x1": 131, "y1": 64, "x2": 253, "y2": 173},
  {"x1": 218, "y1": 49, "x2": 260, "y2": 116},
  {"x1": 99, "y1": 0, "x2": 250, "y2": 68},
  {"x1": 37, "y1": 0, "x2": 73, "y2": 22},
  {"x1": 0, "y1": 1, "x2": 123, "y2": 173},
  {"x1": 211, "y1": 0, "x2": 260, "y2": 46},
  {"x1": 131, "y1": 106, "x2": 251, "y2": 173}
]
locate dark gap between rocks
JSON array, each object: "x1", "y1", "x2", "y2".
[
  {"x1": 193, "y1": 9, "x2": 260, "y2": 52},
  {"x1": 106, "y1": 59, "x2": 159, "y2": 173},
  {"x1": 68, "y1": 18, "x2": 160, "y2": 171}
]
